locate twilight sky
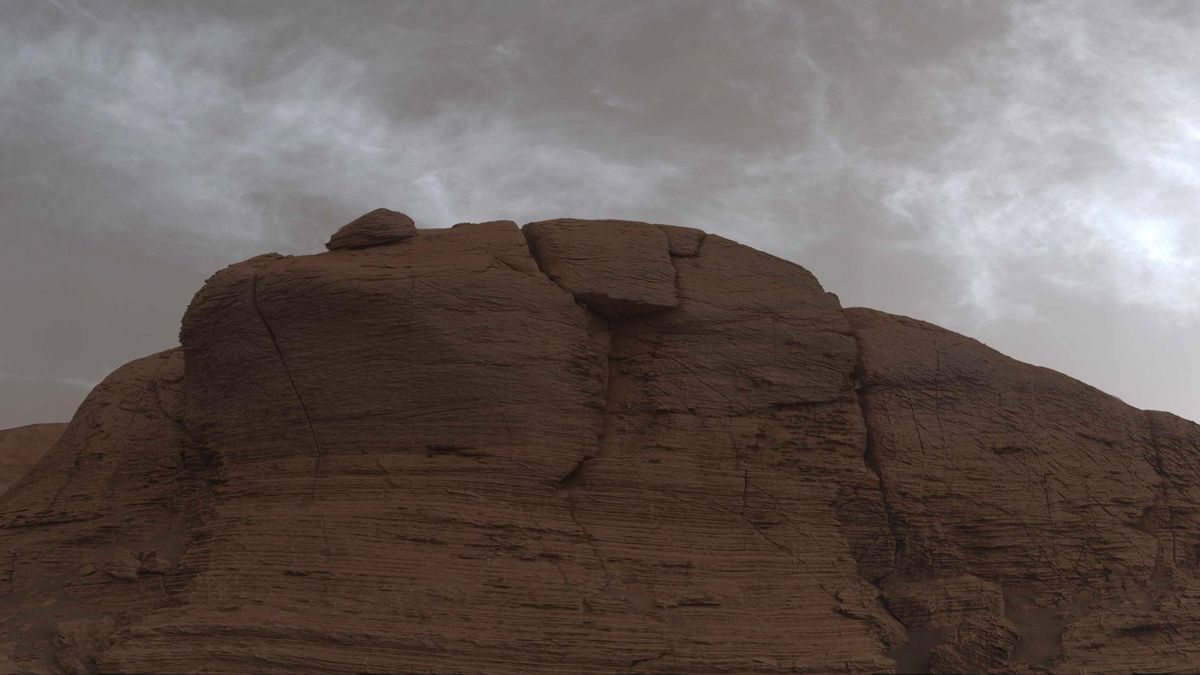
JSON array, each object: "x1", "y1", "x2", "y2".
[{"x1": 1, "y1": 0, "x2": 1197, "y2": 427}]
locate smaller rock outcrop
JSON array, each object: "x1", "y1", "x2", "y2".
[
  {"x1": 325, "y1": 208, "x2": 417, "y2": 250},
  {"x1": 0, "y1": 422, "x2": 67, "y2": 496},
  {"x1": 523, "y1": 218, "x2": 678, "y2": 318}
]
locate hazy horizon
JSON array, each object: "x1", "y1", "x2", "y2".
[{"x1": 2, "y1": 0, "x2": 1197, "y2": 427}]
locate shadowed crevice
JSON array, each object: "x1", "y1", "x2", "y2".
[
  {"x1": 518, "y1": 222, "x2": 620, "y2": 481},
  {"x1": 848, "y1": 320, "x2": 916, "y2": 666},
  {"x1": 519, "y1": 225, "x2": 574, "y2": 299},
  {"x1": 554, "y1": 323, "x2": 615, "y2": 487}
]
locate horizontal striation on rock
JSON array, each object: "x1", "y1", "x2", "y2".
[
  {"x1": 0, "y1": 349, "x2": 216, "y2": 673},
  {"x1": 847, "y1": 307, "x2": 1200, "y2": 672}
]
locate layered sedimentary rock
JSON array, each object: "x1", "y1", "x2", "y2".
[
  {"x1": 0, "y1": 423, "x2": 67, "y2": 496},
  {"x1": 0, "y1": 214, "x2": 1197, "y2": 673},
  {"x1": 848, "y1": 309, "x2": 1200, "y2": 672}
]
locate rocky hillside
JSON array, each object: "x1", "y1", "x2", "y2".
[
  {"x1": 0, "y1": 423, "x2": 67, "y2": 496},
  {"x1": 1, "y1": 213, "x2": 1197, "y2": 673}
]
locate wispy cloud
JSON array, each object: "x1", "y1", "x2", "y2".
[
  {"x1": 0, "y1": 4, "x2": 683, "y2": 263},
  {"x1": 0, "y1": 370, "x2": 96, "y2": 391},
  {"x1": 0, "y1": 0, "x2": 1197, "y2": 424},
  {"x1": 845, "y1": 0, "x2": 1200, "y2": 319}
]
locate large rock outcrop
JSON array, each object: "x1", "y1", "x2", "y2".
[{"x1": 0, "y1": 214, "x2": 1196, "y2": 673}]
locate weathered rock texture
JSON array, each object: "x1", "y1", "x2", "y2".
[
  {"x1": 0, "y1": 423, "x2": 67, "y2": 496},
  {"x1": 1, "y1": 215, "x2": 1197, "y2": 673}
]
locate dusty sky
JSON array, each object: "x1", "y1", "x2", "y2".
[{"x1": 2, "y1": 0, "x2": 1197, "y2": 427}]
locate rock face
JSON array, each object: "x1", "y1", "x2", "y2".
[
  {"x1": 0, "y1": 423, "x2": 67, "y2": 495},
  {"x1": 1, "y1": 216, "x2": 1197, "y2": 673}
]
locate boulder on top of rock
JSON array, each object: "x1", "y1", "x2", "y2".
[
  {"x1": 326, "y1": 208, "x2": 417, "y2": 250},
  {"x1": 522, "y1": 218, "x2": 678, "y2": 319}
]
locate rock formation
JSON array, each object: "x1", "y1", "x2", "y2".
[
  {"x1": 0, "y1": 423, "x2": 67, "y2": 496},
  {"x1": 0, "y1": 213, "x2": 1196, "y2": 673}
]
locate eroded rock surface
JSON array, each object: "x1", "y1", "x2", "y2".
[
  {"x1": 0, "y1": 217, "x2": 1197, "y2": 673},
  {"x1": 0, "y1": 423, "x2": 67, "y2": 496}
]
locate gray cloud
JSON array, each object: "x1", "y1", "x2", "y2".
[
  {"x1": 856, "y1": 0, "x2": 1200, "y2": 319},
  {"x1": 0, "y1": 0, "x2": 1196, "y2": 426}
]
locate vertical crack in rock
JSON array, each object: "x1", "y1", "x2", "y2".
[
  {"x1": 520, "y1": 226, "x2": 573, "y2": 298},
  {"x1": 1144, "y1": 410, "x2": 1169, "y2": 488},
  {"x1": 250, "y1": 273, "x2": 324, "y2": 497},
  {"x1": 521, "y1": 223, "x2": 691, "y2": 669},
  {"x1": 661, "y1": 229, "x2": 707, "y2": 319},
  {"x1": 563, "y1": 330, "x2": 615, "y2": 483},
  {"x1": 1141, "y1": 410, "x2": 1174, "y2": 582},
  {"x1": 852, "y1": 344, "x2": 902, "y2": 577},
  {"x1": 520, "y1": 225, "x2": 618, "y2": 593},
  {"x1": 849, "y1": 324, "x2": 912, "y2": 657},
  {"x1": 548, "y1": 320, "x2": 617, "y2": 606},
  {"x1": 518, "y1": 223, "x2": 617, "y2": 481},
  {"x1": 559, "y1": 322, "x2": 615, "y2": 589}
]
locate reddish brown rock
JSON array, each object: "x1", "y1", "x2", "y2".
[
  {"x1": 0, "y1": 217, "x2": 1197, "y2": 673},
  {"x1": 325, "y1": 207, "x2": 417, "y2": 250},
  {"x1": 0, "y1": 349, "x2": 211, "y2": 672},
  {"x1": 847, "y1": 307, "x2": 1200, "y2": 672},
  {"x1": 0, "y1": 422, "x2": 67, "y2": 496}
]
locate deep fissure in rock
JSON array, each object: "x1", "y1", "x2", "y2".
[{"x1": 848, "y1": 323, "x2": 915, "y2": 664}]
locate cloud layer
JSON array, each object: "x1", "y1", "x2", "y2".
[{"x1": 1, "y1": 0, "x2": 1197, "y2": 425}]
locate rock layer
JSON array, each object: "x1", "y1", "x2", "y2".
[{"x1": 1, "y1": 217, "x2": 1197, "y2": 673}]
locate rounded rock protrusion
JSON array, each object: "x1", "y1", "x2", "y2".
[{"x1": 326, "y1": 208, "x2": 417, "y2": 250}]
